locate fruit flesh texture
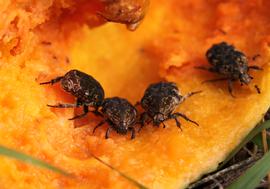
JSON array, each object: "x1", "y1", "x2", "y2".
[{"x1": 0, "y1": 0, "x2": 270, "y2": 189}]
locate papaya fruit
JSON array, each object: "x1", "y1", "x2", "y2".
[{"x1": 0, "y1": 0, "x2": 269, "y2": 188}]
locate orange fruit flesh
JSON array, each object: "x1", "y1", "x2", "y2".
[{"x1": 0, "y1": 0, "x2": 270, "y2": 189}]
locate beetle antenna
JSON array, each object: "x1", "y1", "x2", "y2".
[
  {"x1": 181, "y1": 91, "x2": 202, "y2": 103},
  {"x1": 40, "y1": 76, "x2": 63, "y2": 85}
]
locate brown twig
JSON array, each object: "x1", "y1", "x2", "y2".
[
  {"x1": 188, "y1": 155, "x2": 262, "y2": 189},
  {"x1": 257, "y1": 180, "x2": 270, "y2": 188},
  {"x1": 262, "y1": 129, "x2": 269, "y2": 152},
  {"x1": 212, "y1": 178, "x2": 224, "y2": 189},
  {"x1": 244, "y1": 146, "x2": 256, "y2": 157}
]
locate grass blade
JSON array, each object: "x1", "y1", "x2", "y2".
[
  {"x1": 0, "y1": 145, "x2": 71, "y2": 176},
  {"x1": 219, "y1": 120, "x2": 270, "y2": 168},
  {"x1": 0, "y1": 144, "x2": 148, "y2": 189},
  {"x1": 252, "y1": 133, "x2": 270, "y2": 149},
  {"x1": 90, "y1": 152, "x2": 149, "y2": 189},
  {"x1": 227, "y1": 151, "x2": 270, "y2": 189}
]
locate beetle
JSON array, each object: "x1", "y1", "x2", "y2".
[
  {"x1": 138, "y1": 82, "x2": 200, "y2": 130},
  {"x1": 93, "y1": 97, "x2": 137, "y2": 139},
  {"x1": 197, "y1": 42, "x2": 262, "y2": 97},
  {"x1": 40, "y1": 69, "x2": 105, "y2": 120}
]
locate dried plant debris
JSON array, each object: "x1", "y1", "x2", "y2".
[
  {"x1": 188, "y1": 115, "x2": 270, "y2": 189},
  {"x1": 188, "y1": 146, "x2": 263, "y2": 189},
  {"x1": 100, "y1": 0, "x2": 149, "y2": 30}
]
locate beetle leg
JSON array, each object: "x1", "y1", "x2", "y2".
[
  {"x1": 180, "y1": 91, "x2": 202, "y2": 103},
  {"x1": 248, "y1": 65, "x2": 263, "y2": 71},
  {"x1": 138, "y1": 112, "x2": 149, "y2": 132},
  {"x1": 161, "y1": 122, "x2": 167, "y2": 128},
  {"x1": 228, "y1": 79, "x2": 236, "y2": 98},
  {"x1": 69, "y1": 105, "x2": 89, "y2": 120},
  {"x1": 172, "y1": 112, "x2": 199, "y2": 126},
  {"x1": 168, "y1": 114, "x2": 183, "y2": 131},
  {"x1": 129, "y1": 127, "x2": 136, "y2": 139},
  {"x1": 254, "y1": 85, "x2": 261, "y2": 94},
  {"x1": 90, "y1": 107, "x2": 103, "y2": 117},
  {"x1": 251, "y1": 54, "x2": 261, "y2": 61},
  {"x1": 105, "y1": 127, "x2": 112, "y2": 139},
  {"x1": 40, "y1": 76, "x2": 63, "y2": 85},
  {"x1": 47, "y1": 103, "x2": 81, "y2": 108},
  {"x1": 202, "y1": 77, "x2": 228, "y2": 84},
  {"x1": 93, "y1": 121, "x2": 105, "y2": 134},
  {"x1": 48, "y1": 98, "x2": 83, "y2": 109},
  {"x1": 176, "y1": 119, "x2": 182, "y2": 131},
  {"x1": 195, "y1": 66, "x2": 216, "y2": 73}
]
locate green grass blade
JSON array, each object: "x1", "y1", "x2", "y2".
[
  {"x1": 227, "y1": 151, "x2": 270, "y2": 189},
  {"x1": 90, "y1": 153, "x2": 149, "y2": 189},
  {"x1": 0, "y1": 145, "x2": 71, "y2": 176},
  {"x1": 252, "y1": 133, "x2": 270, "y2": 149},
  {"x1": 219, "y1": 120, "x2": 270, "y2": 168},
  {"x1": 0, "y1": 144, "x2": 148, "y2": 189}
]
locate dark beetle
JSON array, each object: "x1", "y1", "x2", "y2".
[
  {"x1": 197, "y1": 42, "x2": 262, "y2": 97},
  {"x1": 93, "y1": 97, "x2": 137, "y2": 139},
  {"x1": 40, "y1": 69, "x2": 105, "y2": 120},
  {"x1": 139, "y1": 82, "x2": 200, "y2": 130}
]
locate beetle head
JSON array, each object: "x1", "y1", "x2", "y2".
[
  {"x1": 239, "y1": 73, "x2": 252, "y2": 85},
  {"x1": 153, "y1": 113, "x2": 166, "y2": 126},
  {"x1": 116, "y1": 122, "x2": 129, "y2": 134}
]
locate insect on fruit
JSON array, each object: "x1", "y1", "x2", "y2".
[
  {"x1": 93, "y1": 97, "x2": 137, "y2": 139},
  {"x1": 197, "y1": 41, "x2": 262, "y2": 97},
  {"x1": 40, "y1": 69, "x2": 105, "y2": 120},
  {"x1": 138, "y1": 82, "x2": 201, "y2": 130}
]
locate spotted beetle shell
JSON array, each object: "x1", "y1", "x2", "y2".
[
  {"x1": 102, "y1": 97, "x2": 137, "y2": 134},
  {"x1": 206, "y1": 42, "x2": 249, "y2": 81},
  {"x1": 141, "y1": 82, "x2": 181, "y2": 118},
  {"x1": 61, "y1": 70, "x2": 105, "y2": 106}
]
